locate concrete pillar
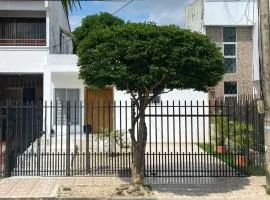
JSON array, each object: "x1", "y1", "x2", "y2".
[
  {"x1": 43, "y1": 70, "x2": 52, "y2": 103},
  {"x1": 43, "y1": 70, "x2": 52, "y2": 135}
]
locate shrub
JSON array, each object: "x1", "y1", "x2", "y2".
[
  {"x1": 233, "y1": 121, "x2": 253, "y2": 154},
  {"x1": 215, "y1": 116, "x2": 233, "y2": 146},
  {"x1": 213, "y1": 116, "x2": 253, "y2": 154},
  {"x1": 96, "y1": 128, "x2": 131, "y2": 149}
]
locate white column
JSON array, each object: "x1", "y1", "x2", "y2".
[
  {"x1": 46, "y1": 8, "x2": 50, "y2": 49},
  {"x1": 43, "y1": 70, "x2": 52, "y2": 135},
  {"x1": 43, "y1": 70, "x2": 52, "y2": 103}
]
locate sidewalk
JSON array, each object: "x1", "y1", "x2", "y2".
[{"x1": 0, "y1": 176, "x2": 268, "y2": 199}]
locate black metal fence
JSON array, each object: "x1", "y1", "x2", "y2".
[{"x1": 0, "y1": 99, "x2": 265, "y2": 177}]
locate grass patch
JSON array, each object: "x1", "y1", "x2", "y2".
[{"x1": 199, "y1": 143, "x2": 265, "y2": 176}]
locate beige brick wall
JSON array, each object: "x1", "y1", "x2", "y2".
[{"x1": 206, "y1": 26, "x2": 253, "y2": 99}]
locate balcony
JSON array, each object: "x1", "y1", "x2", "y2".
[{"x1": 0, "y1": 17, "x2": 46, "y2": 46}]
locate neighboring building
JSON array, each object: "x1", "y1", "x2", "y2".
[{"x1": 186, "y1": 0, "x2": 260, "y2": 101}]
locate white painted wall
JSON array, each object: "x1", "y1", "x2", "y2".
[
  {"x1": 204, "y1": 0, "x2": 257, "y2": 26},
  {"x1": 114, "y1": 89, "x2": 209, "y2": 143},
  {"x1": 47, "y1": 1, "x2": 73, "y2": 54},
  {"x1": 0, "y1": 48, "x2": 48, "y2": 73},
  {"x1": 43, "y1": 55, "x2": 83, "y2": 134},
  {"x1": 186, "y1": 0, "x2": 204, "y2": 32},
  {"x1": 44, "y1": 54, "x2": 82, "y2": 102}
]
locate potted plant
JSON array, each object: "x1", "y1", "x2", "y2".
[
  {"x1": 215, "y1": 116, "x2": 231, "y2": 153},
  {"x1": 234, "y1": 121, "x2": 253, "y2": 167}
]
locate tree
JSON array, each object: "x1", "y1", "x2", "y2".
[
  {"x1": 77, "y1": 22, "x2": 225, "y2": 192},
  {"x1": 73, "y1": 12, "x2": 124, "y2": 52}
]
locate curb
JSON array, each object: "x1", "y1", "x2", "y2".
[
  {"x1": 109, "y1": 197, "x2": 157, "y2": 200},
  {"x1": 0, "y1": 197, "x2": 157, "y2": 200},
  {"x1": 0, "y1": 198, "x2": 106, "y2": 200}
]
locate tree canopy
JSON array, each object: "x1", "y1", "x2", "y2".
[
  {"x1": 78, "y1": 22, "x2": 225, "y2": 97},
  {"x1": 73, "y1": 12, "x2": 124, "y2": 51}
]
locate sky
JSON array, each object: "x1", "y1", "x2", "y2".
[{"x1": 69, "y1": 0, "x2": 194, "y2": 31}]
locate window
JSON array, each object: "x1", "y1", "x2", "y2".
[
  {"x1": 224, "y1": 44, "x2": 236, "y2": 56},
  {"x1": 223, "y1": 27, "x2": 236, "y2": 73},
  {"x1": 224, "y1": 82, "x2": 237, "y2": 103},
  {"x1": 0, "y1": 17, "x2": 46, "y2": 46},
  {"x1": 224, "y1": 82, "x2": 237, "y2": 95},
  {"x1": 0, "y1": 18, "x2": 46, "y2": 39},
  {"x1": 224, "y1": 58, "x2": 236, "y2": 73},
  {"x1": 55, "y1": 89, "x2": 80, "y2": 125},
  {"x1": 223, "y1": 27, "x2": 236, "y2": 42}
]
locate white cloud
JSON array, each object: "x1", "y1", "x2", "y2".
[{"x1": 144, "y1": 0, "x2": 194, "y2": 27}]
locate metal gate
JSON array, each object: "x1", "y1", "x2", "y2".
[{"x1": 0, "y1": 99, "x2": 265, "y2": 177}]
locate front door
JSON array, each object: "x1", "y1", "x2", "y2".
[{"x1": 84, "y1": 87, "x2": 114, "y2": 134}]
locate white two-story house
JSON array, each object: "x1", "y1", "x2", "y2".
[
  {"x1": 0, "y1": 0, "x2": 84, "y2": 105},
  {"x1": 0, "y1": 1, "x2": 86, "y2": 144}
]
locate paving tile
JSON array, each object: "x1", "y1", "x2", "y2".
[{"x1": 0, "y1": 176, "x2": 268, "y2": 200}]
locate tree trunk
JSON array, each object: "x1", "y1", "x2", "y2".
[{"x1": 131, "y1": 116, "x2": 147, "y2": 185}]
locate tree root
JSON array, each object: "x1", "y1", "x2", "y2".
[{"x1": 115, "y1": 184, "x2": 153, "y2": 196}]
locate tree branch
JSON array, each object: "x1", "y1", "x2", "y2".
[
  {"x1": 125, "y1": 83, "x2": 139, "y2": 107},
  {"x1": 128, "y1": 128, "x2": 137, "y2": 145},
  {"x1": 149, "y1": 74, "x2": 166, "y2": 91}
]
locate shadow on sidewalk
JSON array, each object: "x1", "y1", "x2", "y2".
[{"x1": 144, "y1": 177, "x2": 250, "y2": 196}]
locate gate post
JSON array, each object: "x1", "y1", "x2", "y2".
[
  {"x1": 36, "y1": 131, "x2": 44, "y2": 176},
  {"x1": 4, "y1": 102, "x2": 11, "y2": 177},
  {"x1": 66, "y1": 102, "x2": 71, "y2": 176},
  {"x1": 85, "y1": 124, "x2": 91, "y2": 173}
]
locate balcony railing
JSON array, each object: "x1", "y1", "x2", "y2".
[{"x1": 0, "y1": 17, "x2": 46, "y2": 46}]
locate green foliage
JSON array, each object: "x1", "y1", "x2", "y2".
[
  {"x1": 96, "y1": 128, "x2": 131, "y2": 149},
  {"x1": 200, "y1": 143, "x2": 265, "y2": 176},
  {"x1": 96, "y1": 128, "x2": 119, "y2": 141},
  {"x1": 234, "y1": 121, "x2": 253, "y2": 154},
  {"x1": 73, "y1": 12, "x2": 124, "y2": 52},
  {"x1": 78, "y1": 22, "x2": 225, "y2": 95},
  {"x1": 213, "y1": 116, "x2": 253, "y2": 153},
  {"x1": 215, "y1": 116, "x2": 233, "y2": 145}
]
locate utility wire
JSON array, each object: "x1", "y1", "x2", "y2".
[
  {"x1": 112, "y1": 0, "x2": 134, "y2": 15},
  {"x1": 224, "y1": 0, "x2": 253, "y2": 24}
]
